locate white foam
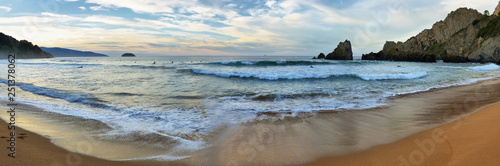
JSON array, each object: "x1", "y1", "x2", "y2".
[
  {"x1": 220, "y1": 61, "x2": 254, "y2": 65},
  {"x1": 466, "y1": 63, "x2": 500, "y2": 71},
  {"x1": 357, "y1": 72, "x2": 428, "y2": 80},
  {"x1": 115, "y1": 154, "x2": 190, "y2": 161},
  {"x1": 241, "y1": 61, "x2": 254, "y2": 65},
  {"x1": 192, "y1": 68, "x2": 428, "y2": 81}
]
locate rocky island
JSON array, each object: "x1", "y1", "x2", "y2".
[
  {"x1": 362, "y1": 6, "x2": 500, "y2": 63},
  {"x1": 315, "y1": 40, "x2": 353, "y2": 60},
  {"x1": 0, "y1": 32, "x2": 53, "y2": 59},
  {"x1": 121, "y1": 53, "x2": 136, "y2": 57}
]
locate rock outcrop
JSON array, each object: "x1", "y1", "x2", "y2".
[
  {"x1": 313, "y1": 53, "x2": 326, "y2": 59},
  {"x1": 0, "y1": 32, "x2": 53, "y2": 58},
  {"x1": 363, "y1": 7, "x2": 500, "y2": 63},
  {"x1": 325, "y1": 40, "x2": 353, "y2": 60},
  {"x1": 121, "y1": 53, "x2": 136, "y2": 57},
  {"x1": 317, "y1": 53, "x2": 325, "y2": 59},
  {"x1": 494, "y1": 1, "x2": 500, "y2": 16}
]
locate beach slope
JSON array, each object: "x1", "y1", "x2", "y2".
[{"x1": 303, "y1": 101, "x2": 500, "y2": 166}]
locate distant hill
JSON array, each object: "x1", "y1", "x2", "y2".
[
  {"x1": 41, "y1": 47, "x2": 109, "y2": 57},
  {"x1": 0, "y1": 32, "x2": 53, "y2": 59}
]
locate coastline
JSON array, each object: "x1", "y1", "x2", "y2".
[
  {"x1": 0, "y1": 117, "x2": 185, "y2": 166},
  {"x1": 0, "y1": 118, "x2": 135, "y2": 166},
  {"x1": 1, "y1": 77, "x2": 500, "y2": 165}
]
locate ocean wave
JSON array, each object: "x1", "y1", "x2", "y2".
[
  {"x1": 0, "y1": 79, "x2": 114, "y2": 109},
  {"x1": 466, "y1": 63, "x2": 500, "y2": 71},
  {"x1": 58, "y1": 59, "x2": 84, "y2": 63},
  {"x1": 17, "y1": 62, "x2": 102, "y2": 66},
  {"x1": 192, "y1": 68, "x2": 428, "y2": 81},
  {"x1": 357, "y1": 72, "x2": 428, "y2": 80},
  {"x1": 122, "y1": 65, "x2": 176, "y2": 70},
  {"x1": 211, "y1": 60, "x2": 332, "y2": 67}
]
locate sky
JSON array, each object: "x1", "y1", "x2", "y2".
[{"x1": 0, "y1": 0, "x2": 496, "y2": 56}]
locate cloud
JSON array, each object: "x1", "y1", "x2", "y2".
[
  {"x1": 85, "y1": 0, "x2": 197, "y2": 13},
  {"x1": 83, "y1": 15, "x2": 135, "y2": 26},
  {"x1": 89, "y1": 6, "x2": 106, "y2": 11},
  {"x1": 0, "y1": 6, "x2": 11, "y2": 12},
  {"x1": 1, "y1": 0, "x2": 496, "y2": 56}
]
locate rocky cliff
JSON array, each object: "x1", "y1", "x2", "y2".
[
  {"x1": 324, "y1": 40, "x2": 353, "y2": 60},
  {"x1": 362, "y1": 7, "x2": 500, "y2": 63},
  {"x1": 0, "y1": 32, "x2": 53, "y2": 59},
  {"x1": 495, "y1": 1, "x2": 500, "y2": 16}
]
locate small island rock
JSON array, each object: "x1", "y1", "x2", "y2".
[
  {"x1": 325, "y1": 40, "x2": 353, "y2": 60},
  {"x1": 121, "y1": 53, "x2": 136, "y2": 57},
  {"x1": 317, "y1": 53, "x2": 325, "y2": 59}
]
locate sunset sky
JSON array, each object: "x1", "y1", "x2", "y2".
[{"x1": 0, "y1": 0, "x2": 494, "y2": 56}]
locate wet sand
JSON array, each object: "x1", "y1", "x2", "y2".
[
  {"x1": 0, "y1": 103, "x2": 186, "y2": 166},
  {"x1": 0, "y1": 118, "x2": 162, "y2": 166},
  {"x1": 302, "y1": 101, "x2": 500, "y2": 166},
  {"x1": 2, "y1": 78, "x2": 500, "y2": 166},
  {"x1": 186, "y1": 78, "x2": 500, "y2": 166}
]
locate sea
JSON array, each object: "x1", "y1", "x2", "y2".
[{"x1": 1, "y1": 56, "x2": 500, "y2": 160}]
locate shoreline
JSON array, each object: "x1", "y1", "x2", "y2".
[
  {"x1": 0, "y1": 105, "x2": 185, "y2": 166},
  {"x1": 0, "y1": 118, "x2": 156, "y2": 166},
  {"x1": 1, "y1": 78, "x2": 500, "y2": 165}
]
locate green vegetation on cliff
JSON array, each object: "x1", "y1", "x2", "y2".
[
  {"x1": 0, "y1": 32, "x2": 53, "y2": 58},
  {"x1": 476, "y1": 16, "x2": 500, "y2": 39}
]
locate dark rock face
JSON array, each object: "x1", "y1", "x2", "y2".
[
  {"x1": 121, "y1": 53, "x2": 136, "y2": 57},
  {"x1": 363, "y1": 7, "x2": 500, "y2": 63},
  {"x1": 361, "y1": 51, "x2": 438, "y2": 62},
  {"x1": 382, "y1": 41, "x2": 398, "y2": 51},
  {"x1": 317, "y1": 53, "x2": 325, "y2": 59},
  {"x1": 325, "y1": 40, "x2": 353, "y2": 60},
  {"x1": 0, "y1": 32, "x2": 53, "y2": 58}
]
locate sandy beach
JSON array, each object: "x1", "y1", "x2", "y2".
[
  {"x1": 2, "y1": 78, "x2": 500, "y2": 166},
  {"x1": 303, "y1": 101, "x2": 500, "y2": 166},
  {"x1": 0, "y1": 118, "x2": 185, "y2": 166}
]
